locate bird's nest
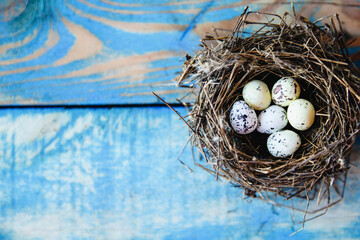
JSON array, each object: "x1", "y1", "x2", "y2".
[{"x1": 159, "y1": 7, "x2": 360, "y2": 223}]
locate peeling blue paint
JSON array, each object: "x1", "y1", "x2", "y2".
[{"x1": 0, "y1": 107, "x2": 358, "y2": 239}]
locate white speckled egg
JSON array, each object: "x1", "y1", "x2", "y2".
[
  {"x1": 272, "y1": 77, "x2": 300, "y2": 107},
  {"x1": 230, "y1": 100, "x2": 258, "y2": 134},
  {"x1": 257, "y1": 105, "x2": 288, "y2": 134},
  {"x1": 267, "y1": 130, "x2": 301, "y2": 158},
  {"x1": 287, "y1": 99, "x2": 315, "y2": 131},
  {"x1": 242, "y1": 80, "x2": 271, "y2": 110}
]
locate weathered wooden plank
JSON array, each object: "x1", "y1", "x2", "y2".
[
  {"x1": 0, "y1": 107, "x2": 359, "y2": 239},
  {"x1": 0, "y1": 0, "x2": 359, "y2": 105}
]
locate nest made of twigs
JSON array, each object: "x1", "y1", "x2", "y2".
[{"x1": 175, "y1": 7, "x2": 360, "y2": 207}]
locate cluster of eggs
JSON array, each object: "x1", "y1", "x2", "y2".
[{"x1": 230, "y1": 77, "x2": 315, "y2": 158}]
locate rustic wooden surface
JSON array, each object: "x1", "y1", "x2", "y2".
[
  {"x1": 0, "y1": 1, "x2": 360, "y2": 239},
  {"x1": 0, "y1": 0, "x2": 359, "y2": 105},
  {"x1": 0, "y1": 107, "x2": 359, "y2": 240}
]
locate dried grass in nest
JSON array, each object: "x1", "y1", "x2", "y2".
[{"x1": 168, "y1": 6, "x2": 360, "y2": 218}]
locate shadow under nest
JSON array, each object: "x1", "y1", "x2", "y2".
[{"x1": 171, "y1": 7, "x2": 360, "y2": 221}]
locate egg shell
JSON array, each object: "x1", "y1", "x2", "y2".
[
  {"x1": 267, "y1": 130, "x2": 301, "y2": 158},
  {"x1": 272, "y1": 77, "x2": 301, "y2": 107},
  {"x1": 257, "y1": 105, "x2": 288, "y2": 134},
  {"x1": 287, "y1": 99, "x2": 315, "y2": 131},
  {"x1": 230, "y1": 100, "x2": 258, "y2": 134},
  {"x1": 242, "y1": 80, "x2": 271, "y2": 110}
]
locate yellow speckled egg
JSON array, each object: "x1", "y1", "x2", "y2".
[
  {"x1": 287, "y1": 99, "x2": 315, "y2": 131},
  {"x1": 267, "y1": 130, "x2": 301, "y2": 158},
  {"x1": 272, "y1": 77, "x2": 301, "y2": 107},
  {"x1": 242, "y1": 80, "x2": 271, "y2": 110}
]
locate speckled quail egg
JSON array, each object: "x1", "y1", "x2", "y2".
[
  {"x1": 242, "y1": 80, "x2": 271, "y2": 110},
  {"x1": 267, "y1": 130, "x2": 301, "y2": 158},
  {"x1": 230, "y1": 100, "x2": 258, "y2": 134},
  {"x1": 272, "y1": 77, "x2": 301, "y2": 107},
  {"x1": 287, "y1": 99, "x2": 315, "y2": 131},
  {"x1": 257, "y1": 105, "x2": 288, "y2": 134}
]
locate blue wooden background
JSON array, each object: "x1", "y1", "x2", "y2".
[{"x1": 1, "y1": 0, "x2": 360, "y2": 239}]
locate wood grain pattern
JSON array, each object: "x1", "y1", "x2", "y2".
[
  {"x1": 0, "y1": 107, "x2": 359, "y2": 239},
  {"x1": 0, "y1": 0, "x2": 359, "y2": 105}
]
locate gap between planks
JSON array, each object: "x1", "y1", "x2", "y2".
[{"x1": 0, "y1": 103, "x2": 185, "y2": 109}]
